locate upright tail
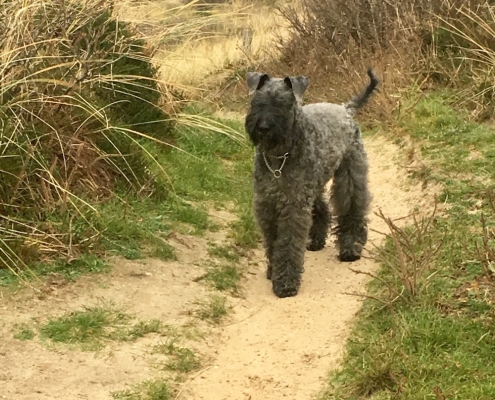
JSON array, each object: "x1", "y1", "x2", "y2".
[{"x1": 345, "y1": 68, "x2": 379, "y2": 112}]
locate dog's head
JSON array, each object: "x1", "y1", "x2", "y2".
[{"x1": 245, "y1": 72, "x2": 309, "y2": 151}]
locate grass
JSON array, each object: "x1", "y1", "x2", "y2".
[
  {"x1": 204, "y1": 263, "x2": 241, "y2": 293},
  {"x1": 0, "y1": 110, "x2": 258, "y2": 286},
  {"x1": 112, "y1": 379, "x2": 171, "y2": 400},
  {"x1": 0, "y1": 254, "x2": 109, "y2": 287},
  {"x1": 153, "y1": 339, "x2": 201, "y2": 373},
  {"x1": 322, "y1": 93, "x2": 495, "y2": 400},
  {"x1": 116, "y1": 0, "x2": 288, "y2": 90},
  {"x1": 207, "y1": 243, "x2": 242, "y2": 262},
  {"x1": 30, "y1": 302, "x2": 162, "y2": 351},
  {"x1": 110, "y1": 323, "x2": 204, "y2": 397},
  {"x1": 13, "y1": 324, "x2": 36, "y2": 341},
  {"x1": 230, "y1": 203, "x2": 261, "y2": 248},
  {"x1": 194, "y1": 294, "x2": 229, "y2": 323},
  {"x1": 204, "y1": 242, "x2": 243, "y2": 294},
  {"x1": 0, "y1": 0, "x2": 261, "y2": 289}
]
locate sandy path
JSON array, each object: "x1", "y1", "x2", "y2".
[
  {"x1": 183, "y1": 136, "x2": 435, "y2": 400},
  {"x1": 0, "y1": 136, "x2": 435, "y2": 400}
]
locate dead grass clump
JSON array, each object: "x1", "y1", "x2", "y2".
[
  {"x1": 275, "y1": 0, "x2": 495, "y2": 122},
  {"x1": 0, "y1": 0, "x2": 175, "y2": 274}
]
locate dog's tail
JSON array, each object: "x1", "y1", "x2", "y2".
[{"x1": 345, "y1": 68, "x2": 379, "y2": 113}]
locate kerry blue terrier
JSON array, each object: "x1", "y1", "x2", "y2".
[{"x1": 245, "y1": 68, "x2": 379, "y2": 298}]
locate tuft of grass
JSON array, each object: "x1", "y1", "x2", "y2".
[
  {"x1": 194, "y1": 294, "x2": 229, "y2": 324},
  {"x1": 207, "y1": 243, "x2": 241, "y2": 262},
  {"x1": 39, "y1": 304, "x2": 131, "y2": 350},
  {"x1": 322, "y1": 93, "x2": 495, "y2": 399},
  {"x1": 204, "y1": 263, "x2": 241, "y2": 293},
  {"x1": 112, "y1": 379, "x2": 171, "y2": 400},
  {"x1": 153, "y1": 339, "x2": 201, "y2": 374},
  {"x1": 13, "y1": 324, "x2": 36, "y2": 341},
  {"x1": 126, "y1": 319, "x2": 163, "y2": 340},
  {"x1": 230, "y1": 203, "x2": 261, "y2": 249},
  {"x1": 1, "y1": 254, "x2": 109, "y2": 288},
  {"x1": 38, "y1": 302, "x2": 162, "y2": 350}
]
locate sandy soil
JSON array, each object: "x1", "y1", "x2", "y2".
[{"x1": 0, "y1": 136, "x2": 438, "y2": 400}]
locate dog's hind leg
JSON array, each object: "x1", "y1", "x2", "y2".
[
  {"x1": 331, "y1": 137, "x2": 371, "y2": 262},
  {"x1": 307, "y1": 193, "x2": 331, "y2": 251},
  {"x1": 270, "y1": 202, "x2": 312, "y2": 298}
]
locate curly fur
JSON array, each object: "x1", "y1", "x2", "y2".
[{"x1": 245, "y1": 68, "x2": 379, "y2": 298}]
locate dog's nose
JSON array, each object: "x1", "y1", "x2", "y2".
[{"x1": 258, "y1": 121, "x2": 270, "y2": 134}]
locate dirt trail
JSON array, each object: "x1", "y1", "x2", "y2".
[
  {"x1": 0, "y1": 136, "x2": 437, "y2": 400},
  {"x1": 183, "y1": 136, "x2": 438, "y2": 400}
]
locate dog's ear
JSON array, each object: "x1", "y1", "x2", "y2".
[
  {"x1": 284, "y1": 76, "x2": 310, "y2": 103},
  {"x1": 246, "y1": 72, "x2": 270, "y2": 95}
]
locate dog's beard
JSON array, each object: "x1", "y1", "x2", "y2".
[{"x1": 245, "y1": 116, "x2": 293, "y2": 152}]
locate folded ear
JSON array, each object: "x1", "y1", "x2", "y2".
[
  {"x1": 283, "y1": 76, "x2": 310, "y2": 103},
  {"x1": 246, "y1": 72, "x2": 270, "y2": 95}
]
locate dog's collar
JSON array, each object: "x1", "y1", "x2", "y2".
[{"x1": 262, "y1": 152, "x2": 289, "y2": 179}]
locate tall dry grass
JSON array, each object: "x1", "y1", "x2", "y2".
[
  {"x1": 272, "y1": 0, "x2": 495, "y2": 122},
  {"x1": 0, "y1": 0, "x2": 247, "y2": 279},
  {"x1": 114, "y1": 0, "x2": 288, "y2": 106},
  {"x1": 0, "y1": 0, "x2": 173, "y2": 277}
]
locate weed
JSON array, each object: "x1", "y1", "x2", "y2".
[
  {"x1": 204, "y1": 263, "x2": 240, "y2": 293},
  {"x1": 1, "y1": 254, "x2": 108, "y2": 288},
  {"x1": 153, "y1": 339, "x2": 200, "y2": 374},
  {"x1": 38, "y1": 302, "x2": 161, "y2": 350},
  {"x1": 374, "y1": 204, "x2": 444, "y2": 299},
  {"x1": 13, "y1": 324, "x2": 36, "y2": 341},
  {"x1": 126, "y1": 319, "x2": 163, "y2": 340},
  {"x1": 194, "y1": 294, "x2": 229, "y2": 323},
  {"x1": 230, "y1": 206, "x2": 261, "y2": 249},
  {"x1": 112, "y1": 379, "x2": 171, "y2": 400},
  {"x1": 207, "y1": 243, "x2": 241, "y2": 262},
  {"x1": 39, "y1": 304, "x2": 130, "y2": 350}
]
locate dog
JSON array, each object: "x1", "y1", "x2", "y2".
[{"x1": 245, "y1": 68, "x2": 379, "y2": 298}]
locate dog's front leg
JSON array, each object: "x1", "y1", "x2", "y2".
[
  {"x1": 254, "y1": 199, "x2": 278, "y2": 280},
  {"x1": 270, "y1": 201, "x2": 312, "y2": 298}
]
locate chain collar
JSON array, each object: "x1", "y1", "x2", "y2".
[{"x1": 262, "y1": 152, "x2": 290, "y2": 178}]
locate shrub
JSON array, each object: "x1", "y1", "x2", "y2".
[
  {"x1": 0, "y1": 0, "x2": 175, "y2": 273},
  {"x1": 276, "y1": 0, "x2": 495, "y2": 121}
]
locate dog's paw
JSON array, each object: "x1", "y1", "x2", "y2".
[
  {"x1": 338, "y1": 249, "x2": 361, "y2": 262},
  {"x1": 272, "y1": 283, "x2": 299, "y2": 298},
  {"x1": 307, "y1": 238, "x2": 325, "y2": 251},
  {"x1": 272, "y1": 276, "x2": 300, "y2": 298}
]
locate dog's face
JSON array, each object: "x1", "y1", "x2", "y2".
[{"x1": 245, "y1": 73, "x2": 309, "y2": 151}]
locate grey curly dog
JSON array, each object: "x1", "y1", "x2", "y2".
[{"x1": 245, "y1": 68, "x2": 379, "y2": 298}]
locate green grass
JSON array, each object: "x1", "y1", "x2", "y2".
[
  {"x1": 153, "y1": 339, "x2": 201, "y2": 373},
  {"x1": 13, "y1": 324, "x2": 36, "y2": 341},
  {"x1": 34, "y1": 302, "x2": 162, "y2": 350},
  {"x1": 112, "y1": 379, "x2": 171, "y2": 400},
  {"x1": 207, "y1": 243, "x2": 242, "y2": 262},
  {"x1": 230, "y1": 206, "x2": 261, "y2": 249},
  {"x1": 1, "y1": 113, "x2": 259, "y2": 285},
  {"x1": 204, "y1": 263, "x2": 241, "y2": 293},
  {"x1": 0, "y1": 254, "x2": 110, "y2": 287},
  {"x1": 323, "y1": 93, "x2": 495, "y2": 400},
  {"x1": 194, "y1": 294, "x2": 229, "y2": 323}
]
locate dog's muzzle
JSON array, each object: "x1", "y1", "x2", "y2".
[{"x1": 257, "y1": 121, "x2": 270, "y2": 136}]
